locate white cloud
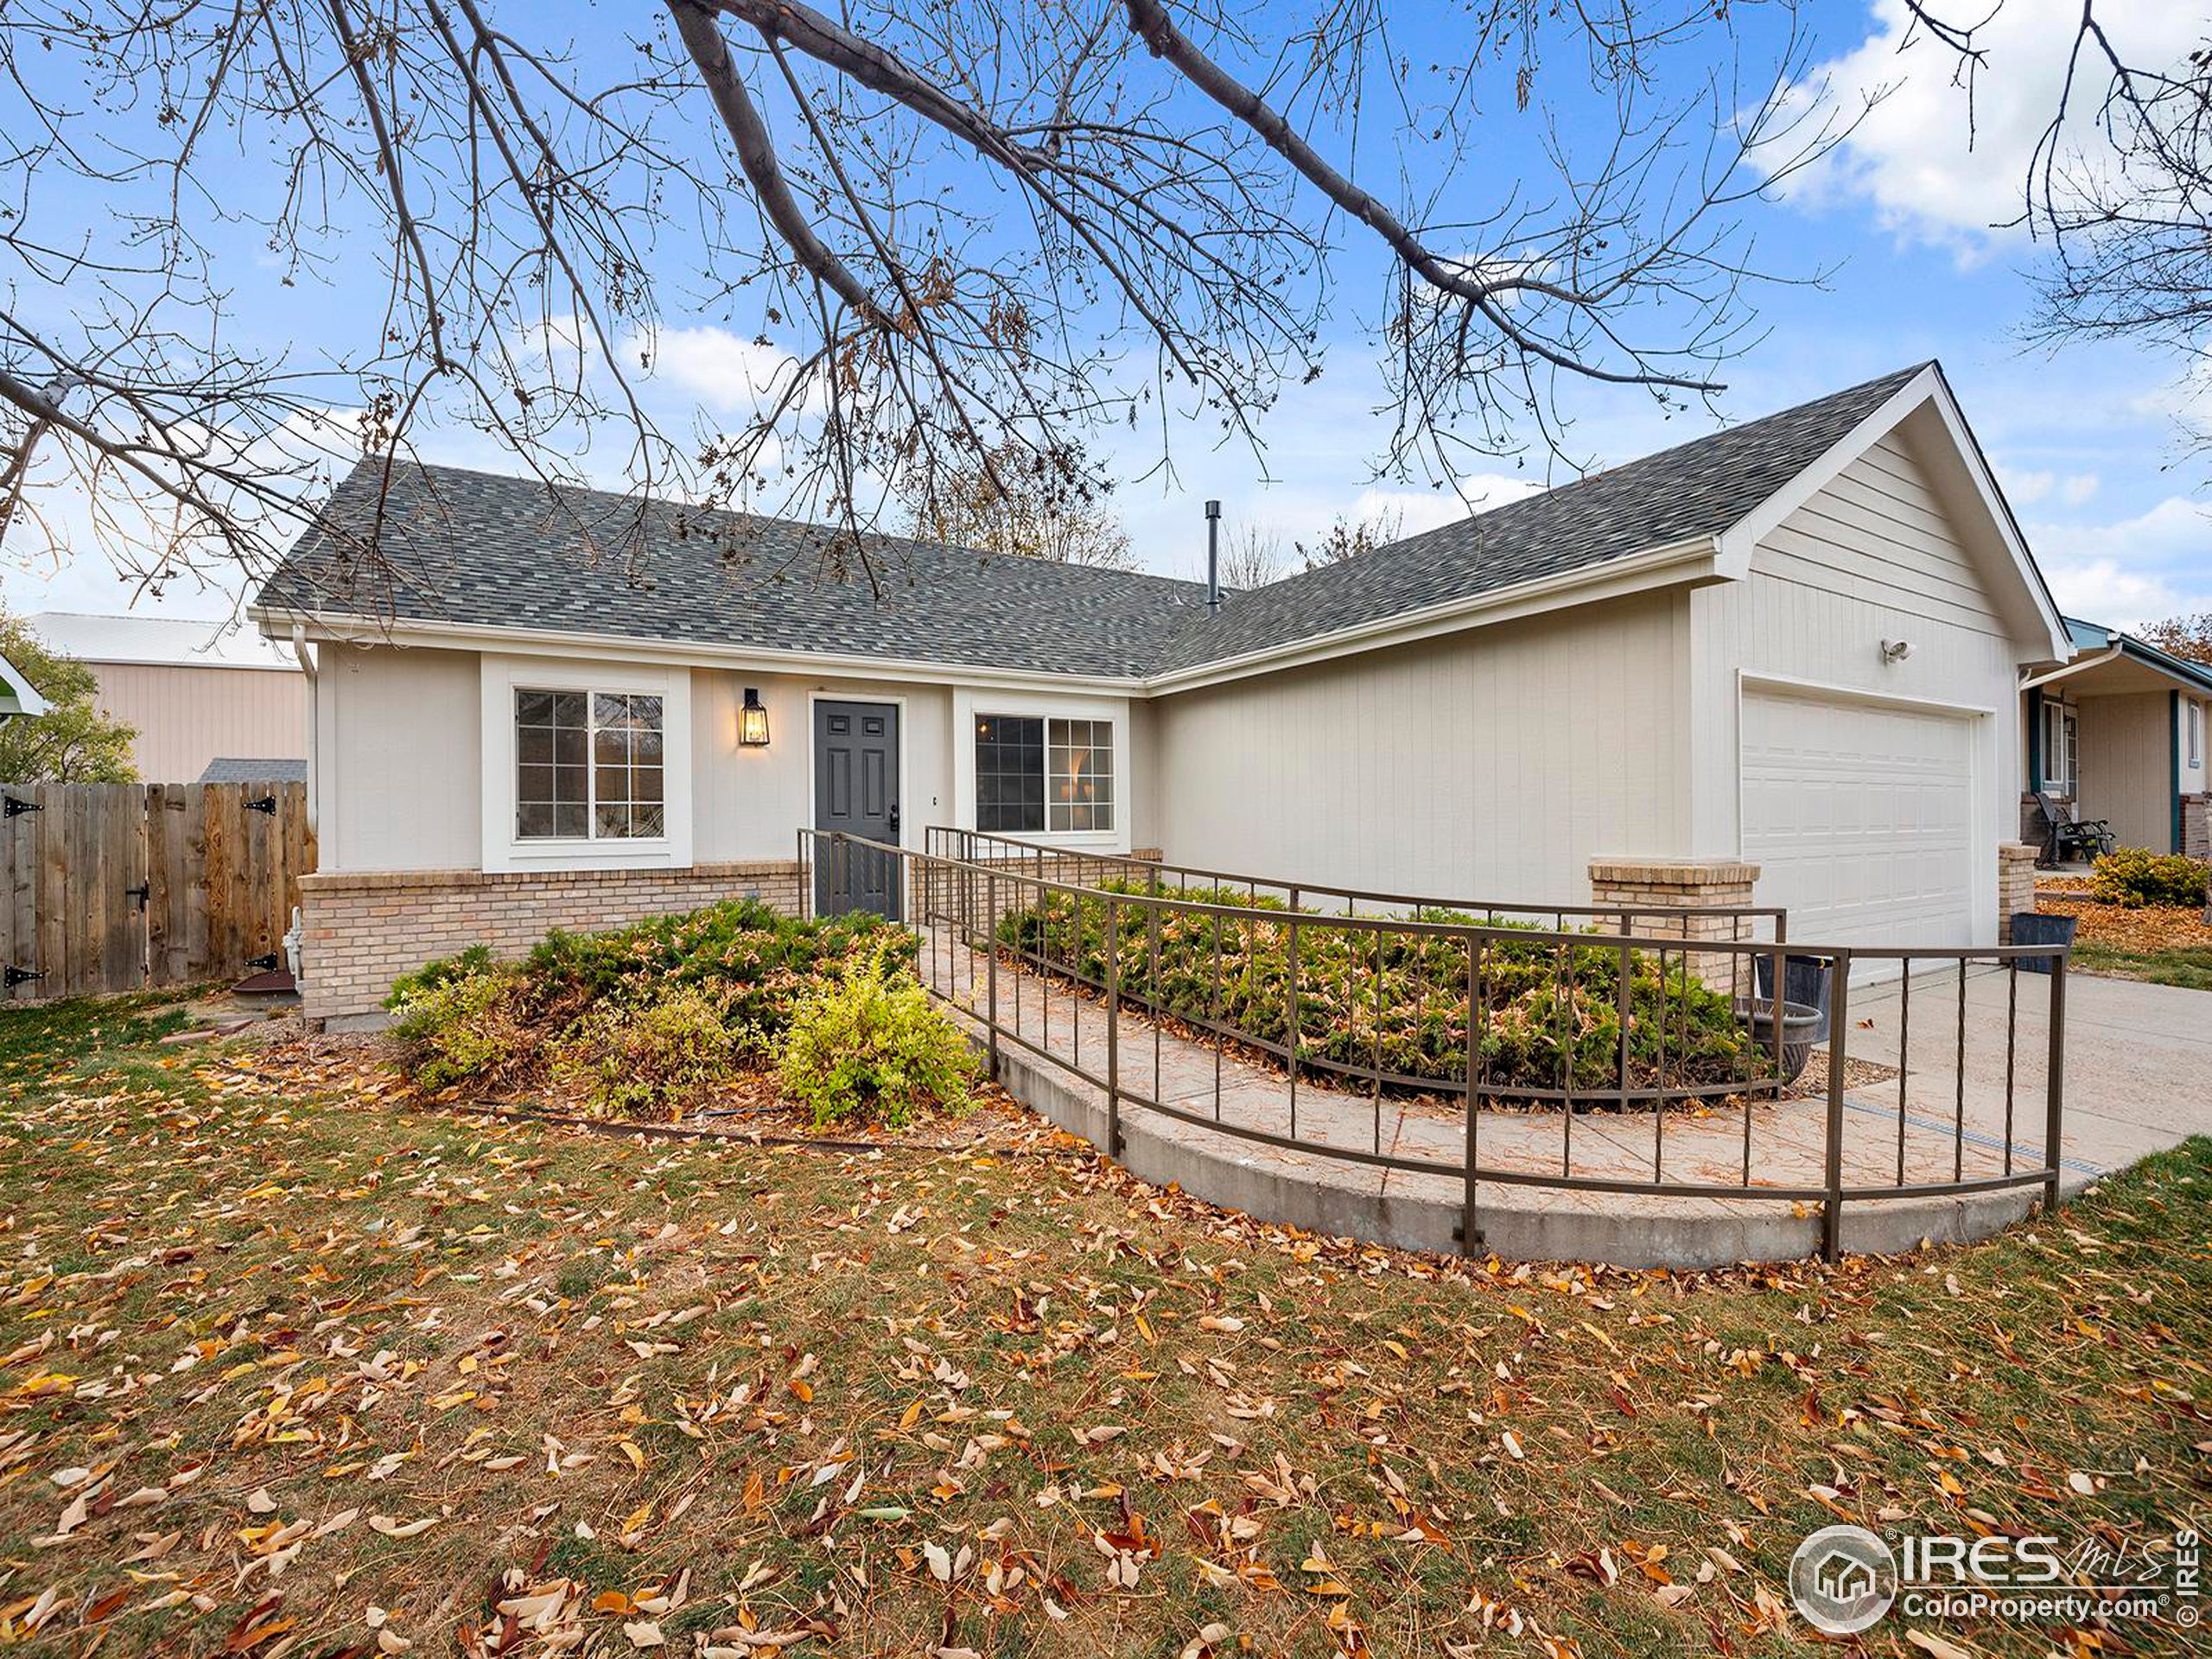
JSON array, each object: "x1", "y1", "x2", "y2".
[
  {"x1": 627, "y1": 324, "x2": 817, "y2": 418},
  {"x1": 2004, "y1": 467, "x2": 2054, "y2": 505},
  {"x1": 2060, "y1": 472, "x2": 2100, "y2": 506},
  {"x1": 1782, "y1": 1, "x2": 2201, "y2": 259},
  {"x1": 2030, "y1": 494, "x2": 2212, "y2": 626}
]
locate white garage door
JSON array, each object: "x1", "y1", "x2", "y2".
[{"x1": 1740, "y1": 688, "x2": 1977, "y2": 950}]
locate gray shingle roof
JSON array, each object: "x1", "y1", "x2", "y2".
[
  {"x1": 199, "y1": 757, "x2": 308, "y2": 784},
  {"x1": 1144, "y1": 363, "x2": 1929, "y2": 674},
  {"x1": 257, "y1": 462, "x2": 1210, "y2": 679},
  {"x1": 257, "y1": 364, "x2": 1930, "y2": 681}
]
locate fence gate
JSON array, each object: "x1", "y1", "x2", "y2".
[{"x1": 0, "y1": 782, "x2": 315, "y2": 1003}]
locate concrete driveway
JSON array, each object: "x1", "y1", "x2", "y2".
[{"x1": 1840, "y1": 967, "x2": 2211, "y2": 1185}]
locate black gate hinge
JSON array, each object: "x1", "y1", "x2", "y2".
[
  {"x1": 245, "y1": 951, "x2": 282, "y2": 974},
  {"x1": 2, "y1": 796, "x2": 39, "y2": 818},
  {"x1": 244, "y1": 795, "x2": 278, "y2": 816},
  {"x1": 3, "y1": 966, "x2": 43, "y2": 989}
]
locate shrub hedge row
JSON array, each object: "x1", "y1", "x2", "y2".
[{"x1": 995, "y1": 883, "x2": 1771, "y2": 1101}]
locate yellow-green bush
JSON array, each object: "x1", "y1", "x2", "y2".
[
  {"x1": 778, "y1": 945, "x2": 978, "y2": 1128},
  {"x1": 387, "y1": 963, "x2": 529, "y2": 1091},
  {"x1": 2090, "y1": 847, "x2": 2209, "y2": 908}
]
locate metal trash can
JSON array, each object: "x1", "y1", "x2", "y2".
[{"x1": 1753, "y1": 953, "x2": 1832, "y2": 1044}]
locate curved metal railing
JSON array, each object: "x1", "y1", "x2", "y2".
[{"x1": 798, "y1": 828, "x2": 2068, "y2": 1262}]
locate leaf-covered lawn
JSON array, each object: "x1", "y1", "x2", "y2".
[
  {"x1": 2036, "y1": 895, "x2": 2212, "y2": 992},
  {"x1": 0, "y1": 995, "x2": 2207, "y2": 1657}
]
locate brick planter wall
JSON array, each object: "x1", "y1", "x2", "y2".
[
  {"x1": 1997, "y1": 842, "x2": 2040, "y2": 943},
  {"x1": 1586, "y1": 858, "x2": 1762, "y2": 992},
  {"x1": 2185, "y1": 793, "x2": 2210, "y2": 861},
  {"x1": 299, "y1": 861, "x2": 804, "y2": 1025}
]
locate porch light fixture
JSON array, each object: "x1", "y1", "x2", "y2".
[
  {"x1": 1880, "y1": 639, "x2": 1913, "y2": 664},
  {"x1": 739, "y1": 686, "x2": 771, "y2": 747}
]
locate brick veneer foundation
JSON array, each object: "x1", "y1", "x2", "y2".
[
  {"x1": 300, "y1": 861, "x2": 804, "y2": 1025},
  {"x1": 2185, "y1": 793, "x2": 2209, "y2": 861},
  {"x1": 1996, "y1": 842, "x2": 2040, "y2": 943},
  {"x1": 1586, "y1": 857, "x2": 1762, "y2": 991}
]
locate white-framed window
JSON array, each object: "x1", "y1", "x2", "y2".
[
  {"x1": 2042, "y1": 699, "x2": 2076, "y2": 795},
  {"x1": 515, "y1": 688, "x2": 664, "y2": 841},
  {"x1": 973, "y1": 713, "x2": 1115, "y2": 833},
  {"x1": 480, "y1": 654, "x2": 691, "y2": 873},
  {"x1": 2190, "y1": 700, "x2": 2203, "y2": 769}
]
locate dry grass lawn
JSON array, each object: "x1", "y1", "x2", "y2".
[{"x1": 0, "y1": 993, "x2": 2207, "y2": 1656}]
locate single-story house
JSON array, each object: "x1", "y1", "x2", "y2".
[
  {"x1": 251, "y1": 360, "x2": 2073, "y2": 1025},
  {"x1": 2023, "y1": 618, "x2": 2211, "y2": 861},
  {"x1": 0, "y1": 651, "x2": 48, "y2": 722},
  {"x1": 23, "y1": 612, "x2": 308, "y2": 785}
]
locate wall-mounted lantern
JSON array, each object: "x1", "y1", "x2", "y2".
[{"x1": 739, "y1": 686, "x2": 771, "y2": 747}]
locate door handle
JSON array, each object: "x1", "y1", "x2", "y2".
[{"x1": 888, "y1": 803, "x2": 901, "y2": 834}]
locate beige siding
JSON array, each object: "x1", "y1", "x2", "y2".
[
  {"x1": 2077, "y1": 692, "x2": 2176, "y2": 850},
  {"x1": 320, "y1": 643, "x2": 481, "y2": 872},
  {"x1": 1689, "y1": 427, "x2": 2024, "y2": 910},
  {"x1": 86, "y1": 661, "x2": 307, "y2": 783},
  {"x1": 1149, "y1": 590, "x2": 1692, "y2": 905}
]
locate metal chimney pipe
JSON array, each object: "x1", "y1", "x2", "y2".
[{"x1": 1205, "y1": 499, "x2": 1222, "y2": 614}]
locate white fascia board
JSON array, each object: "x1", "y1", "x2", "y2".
[
  {"x1": 0, "y1": 652, "x2": 50, "y2": 717},
  {"x1": 247, "y1": 606, "x2": 1148, "y2": 696},
  {"x1": 2020, "y1": 647, "x2": 2123, "y2": 692},
  {"x1": 1713, "y1": 364, "x2": 2073, "y2": 664},
  {"x1": 1140, "y1": 536, "x2": 1725, "y2": 696}
]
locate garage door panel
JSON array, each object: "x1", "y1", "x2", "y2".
[{"x1": 1742, "y1": 690, "x2": 1975, "y2": 950}]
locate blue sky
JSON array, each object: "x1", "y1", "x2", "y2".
[{"x1": 4, "y1": 0, "x2": 2207, "y2": 635}]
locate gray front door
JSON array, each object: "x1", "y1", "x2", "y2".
[{"x1": 813, "y1": 700, "x2": 901, "y2": 919}]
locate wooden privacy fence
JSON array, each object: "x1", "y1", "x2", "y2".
[{"x1": 1, "y1": 782, "x2": 315, "y2": 1002}]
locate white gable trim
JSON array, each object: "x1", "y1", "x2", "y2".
[
  {"x1": 1713, "y1": 364, "x2": 2071, "y2": 662},
  {"x1": 0, "y1": 652, "x2": 49, "y2": 719}
]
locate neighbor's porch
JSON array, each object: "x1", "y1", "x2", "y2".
[{"x1": 2023, "y1": 652, "x2": 2210, "y2": 864}]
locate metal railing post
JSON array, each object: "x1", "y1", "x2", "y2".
[
  {"x1": 796, "y1": 827, "x2": 807, "y2": 922},
  {"x1": 987, "y1": 867, "x2": 1001, "y2": 1079},
  {"x1": 1461, "y1": 933, "x2": 1482, "y2": 1255},
  {"x1": 2044, "y1": 949, "x2": 2067, "y2": 1217},
  {"x1": 1105, "y1": 893, "x2": 1122, "y2": 1158},
  {"x1": 1821, "y1": 951, "x2": 1853, "y2": 1262},
  {"x1": 1286, "y1": 886, "x2": 1301, "y2": 1136}
]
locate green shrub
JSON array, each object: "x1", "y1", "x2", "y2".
[
  {"x1": 551, "y1": 986, "x2": 757, "y2": 1121},
  {"x1": 2090, "y1": 847, "x2": 2209, "y2": 908},
  {"x1": 779, "y1": 944, "x2": 978, "y2": 1128},
  {"x1": 387, "y1": 964, "x2": 528, "y2": 1091},
  {"x1": 996, "y1": 883, "x2": 1766, "y2": 1102},
  {"x1": 522, "y1": 899, "x2": 905, "y2": 1034},
  {"x1": 386, "y1": 944, "x2": 498, "y2": 1007}
]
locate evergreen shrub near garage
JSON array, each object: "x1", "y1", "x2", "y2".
[
  {"x1": 2089, "y1": 847, "x2": 2209, "y2": 909},
  {"x1": 995, "y1": 882, "x2": 1770, "y2": 1102},
  {"x1": 384, "y1": 899, "x2": 968, "y2": 1123}
]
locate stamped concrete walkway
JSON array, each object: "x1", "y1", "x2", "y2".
[{"x1": 914, "y1": 926, "x2": 2126, "y2": 1267}]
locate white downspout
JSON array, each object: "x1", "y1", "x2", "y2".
[{"x1": 289, "y1": 622, "x2": 319, "y2": 837}]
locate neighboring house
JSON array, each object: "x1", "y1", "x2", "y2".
[
  {"x1": 24, "y1": 612, "x2": 308, "y2": 784},
  {"x1": 252, "y1": 360, "x2": 2073, "y2": 1024},
  {"x1": 0, "y1": 651, "x2": 48, "y2": 721},
  {"x1": 2024, "y1": 618, "x2": 2212, "y2": 860},
  {"x1": 198, "y1": 757, "x2": 310, "y2": 785}
]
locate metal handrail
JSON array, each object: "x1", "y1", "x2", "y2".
[
  {"x1": 925, "y1": 825, "x2": 1790, "y2": 935},
  {"x1": 800, "y1": 827, "x2": 2067, "y2": 1262}
]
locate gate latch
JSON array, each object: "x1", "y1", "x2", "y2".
[
  {"x1": 2, "y1": 795, "x2": 39, "y2": 818},
  {"x1": 125, "y1": 882, "x2": 150, "y2": 912},
  {"x1": 3, "y1": 966, "x2": 42, "y2": 989}
]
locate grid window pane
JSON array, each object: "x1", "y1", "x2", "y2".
[
  {"x1": 1047, "y1": 717, "x2": 1113, "y2": 832},
  {"x1": 516, "y1": 689, "x2": 589, "y2": 838},
  {"x1": 976, "y1": 715, "x2": 1045, "y2": 833},
  {"x1": 518, "y1": 688, "x2": 666, "y2": 841}
]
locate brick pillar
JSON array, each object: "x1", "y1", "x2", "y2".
[
  {"x1": 2183, "y1": 794, "x2": 2210, "y2": 861},
  {"x1": 1587, "y1": 858, "x2": 1762, "y2": 993},
  {"x1": 1997, "y1": 842, "x2": 2039, "y2": 943}
]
